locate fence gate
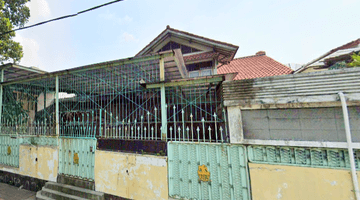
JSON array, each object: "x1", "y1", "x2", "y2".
[
  {"x1": 168, "y1": 142, "x2": 250, "y2": 200},
  {"x1": 0, "y1": 135, "x2": 20, "y2": 167},
  {"x1": 58, "y1": 138, "x2": 96, "y2": 180}
]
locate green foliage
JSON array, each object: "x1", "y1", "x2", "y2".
[
  {"x1": 2, "y1": 86, "x2": 29, "y2": 123},
  {"x1": 0, "y1": 0, "x2": 30, "y2": 63},
  {"x1": 328, "y1": 61, "x2": 348, "y2": 70},
  {"x1": 348, "y1": 52, "x2": 360, "y2": 67}
]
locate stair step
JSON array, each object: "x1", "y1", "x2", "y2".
[
  {"x1": 36, "y1": 190, "x2": 55, "y2": 200},
  {"x1": 57, "y1": 175, "x2": 95, "y2": 190},
  {"x1": 41, "y1": 188, "x2": 89, "y2": 200},
  {"x1": 45, "y1": 182, "x2": 104, "y2": 200}
]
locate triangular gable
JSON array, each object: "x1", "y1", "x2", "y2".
[
  {"x1": 157, "y1": 41, "x2": 201, "y2": 54},
  {"x1": 136, "y1": 26, "x2": 238, "y2": 63}
]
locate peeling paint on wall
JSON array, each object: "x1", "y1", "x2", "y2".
[
  {"x1": 95, "y1": 150, "x2": 168, "y2": 200},
  {"x1": 19, "y1": 145, "x2": 58, "y2": 182},
  {"x1": 249, "y1": 163, "x2": 360, "y2": 200}
]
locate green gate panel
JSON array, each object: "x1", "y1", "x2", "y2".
[
  {"x1": 168, "y1": 142, "x2": 250, "y2": 200},
  {"x1": 59, "y1": 138, "x2": 96, "y2": 180},
  {"x1": 0, "y1": 135, "x2": 20, "y2": 167}
]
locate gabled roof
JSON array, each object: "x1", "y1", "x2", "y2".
[
  {"x1": 136, "y1": 26, "x2": 238, "y2": 63},
  {"x1": 296, "y1": 38, "x2": 360, "y2": 73},
  {"x1": 217, "y1": 52, "x2": 293, "y2": 80}
]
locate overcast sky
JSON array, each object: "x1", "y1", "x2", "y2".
[{"x1": 12, "y1": 0, "x2": 360, "y2": 72}]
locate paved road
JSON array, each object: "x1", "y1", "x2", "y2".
[{"x1": 0, "y1": 183, "x2": 36, "y2": 200}]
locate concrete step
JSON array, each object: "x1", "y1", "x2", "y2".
[
  {"x1": 41, "y1": 187, "x2": 89, "y2": 200},
  {"x1": 35, "y1": 190, "x2": 55, "y2": 200},
  {"x1": 57, "y1": 174, "x2": 95, "y2": 190},
  {"x1": 44, "y1": 182, "x2": 104, "y2": 200}
]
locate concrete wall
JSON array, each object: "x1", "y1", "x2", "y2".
[
  {"x1": 249, "y1": 163, "x2": 358, "y2": 200},
  {"x1": 242, "y1": 106, "x2": 360, "y2": 142},
  {"x1": 95, "y1": 150, "x2": 168, "y2": 200},
  {"x1": 19, "y1": 145, "x2": 58, "y2": 182}
]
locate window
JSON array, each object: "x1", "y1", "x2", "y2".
[
  {"x1": 189, "y1": 71, "x2": 200, "y2": 78},
  {"x1": 186, "y1": 61, "x2": 213, "y2": 78},
  {"x1": 201, "y1": 69, "x2": 212, "y2": 76},
  {"x1": 158, "y1": 42, "x2": 200, "y2": 54}
]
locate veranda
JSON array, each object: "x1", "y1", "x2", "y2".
[{"x1": 0, "y1": 52, "x2": 229, "y2": 144}]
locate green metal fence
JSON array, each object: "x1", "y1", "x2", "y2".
[
  {"x1": 165, "y1": 83, "x2": 227, "y2": 143},
  {"x1": 0, "y1": 135, "x2": 21, "y2": 167},
  {"x1": 0, "y1": 53, "x2": 229, "y2": 142},
  {"x1": 248, "y1": 145, "x2": 360, "y2": 170},
  {"x1": 168, "y1": 142, "x2": 250, "y2": 200},
  {"x1": 21, "y1": 136, "x2": 58, "y2": 146},
  {"x1": 1, "y1": 77, "x2": 56, "y2": 136},
  {"x1": 57, "y1": 57, "x2": 162, "y2": 139},
  {"x1": 58, "y1": 138, "x2": 96, "y2": 180}
]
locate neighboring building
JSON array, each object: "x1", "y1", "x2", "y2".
[
  {"x1": 217, "y1": 51, "x2": 293, "y2": 80},
  {"x1": 296, "y1": 38, "x2": 360, "y2": 73}
]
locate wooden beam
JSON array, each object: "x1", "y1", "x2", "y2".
[
  {"x1": 173, "y1": 49, "x2": 188, "y2": 78},
  {"x1": 144, "y1": 76, "x2": 224, "y2": 89},
  {"x1": 160, "y1": 56, "x2": 165, "y2": 81}
]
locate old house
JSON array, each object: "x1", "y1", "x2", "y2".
[
  {"x1": 1, "y1": 26, "x2": 356, "y2": 200},
  {"x1": 296, "y1": 38, "x2": 360, "y2": 73}
]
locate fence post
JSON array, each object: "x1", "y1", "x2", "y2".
[
  {"x1": 160, "y1": 56, "x2": 167, "y2": 140},
  {"x1": 0, "y1": 69, "x2": 3, "y2": 133},
  {"x1": 56, "y1": 76, "x2": 59, "y2": 136}
]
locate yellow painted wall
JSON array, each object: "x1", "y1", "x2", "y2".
[
  {"x1": 249, "y1": 163, "x2": 360, "y2": 200},
  {"x1": 95, "y1": 150, "x2": 168, "y2": 200},
  {"x1": 19, "y1": 145, "x2": 58, "y2": 182}
]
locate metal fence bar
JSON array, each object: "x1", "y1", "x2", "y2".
[{"x1": 248, "y1": 145, "x2": 360, "y2": 170}]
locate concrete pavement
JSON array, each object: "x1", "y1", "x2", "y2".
[{"x1": 0, "y1": 182, "x2": 36, "y2": 200}]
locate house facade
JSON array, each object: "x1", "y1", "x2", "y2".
[{"x1": 1, "y1": 26, "x2": 355, "y2": 200}]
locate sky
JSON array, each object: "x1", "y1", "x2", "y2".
[{"x1": 12, "y1": 0, "x2": 360, "y2": 72}]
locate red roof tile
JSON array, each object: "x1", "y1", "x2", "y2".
[
  {"x1": 183, "y1": 52, "x2": 218, "y2": 62},
  {"x1": 217, "y1": 54, "x2": 293, "y2": 80}
]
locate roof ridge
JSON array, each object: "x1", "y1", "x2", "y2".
[
  {"x1": 233, "y1": 54, "x2": 265, "y2": 60},
  {"x1": 330, "y1": 38, "x2": 360, "y2": 52},
  {"x1": 167, "y1": 26, "x2": 239, "y2": 48},
  {"x1": 230, "y1": 54, "x2": 292, "y2": 71},
  {"x1": 296, "y1": 38, "x2": 360, "y2": 73},
  {"x1": 261, "y1": 55, "x2": 293, "y2": 71},
  {"x1": 136, "y1": 25, "x2": 239, "y2": 57}
]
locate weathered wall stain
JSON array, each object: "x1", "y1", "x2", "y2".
[
  {"x1": 19, "y1": 145, "x2": 58, "y2": 182},
  {"x1": 249, "y1": 163, "x2": 359, "y2": 200},
  {"x1": 95, "y1": 150, "x2": 168, "y2": 200}
]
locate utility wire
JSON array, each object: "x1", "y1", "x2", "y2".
[{"x1": 0, "y1": 0, "x2": 124, "y2": 36}]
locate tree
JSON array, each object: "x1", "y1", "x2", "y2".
[
  {"x1": 0, "y1": 0, "x2": 30, "y2": 63},
  {"x1": 348, "y1": 52, "x2": 360, "y2": 67}
]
